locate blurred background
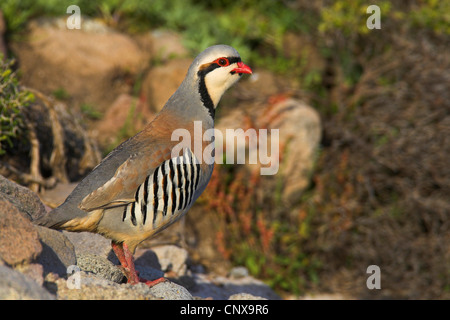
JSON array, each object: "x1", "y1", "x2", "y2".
[{"x1": 0, "y1": 0, "x2": 448, "y2": 299}]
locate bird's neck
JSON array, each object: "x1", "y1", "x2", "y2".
[
  {"x1": 161, "y1": 77, "x2": 215, "y2": 130},
  {"x1": 197, "y1": 72, "x2": 216, "y2": 120}
]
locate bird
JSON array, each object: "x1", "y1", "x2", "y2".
[{"x1": 35, "y1": 45, "x2": 252, "y2": 286}]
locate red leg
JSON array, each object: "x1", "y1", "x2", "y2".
[
  {"x1": 111, "y1": 241, "x2": 128, "y2": 269},
  {"x1": 112, "y1": 242, "x2": 167, "y2": 287},
  {"x1": 122, "y1": 243, "x2": 140, "y2": 284}
]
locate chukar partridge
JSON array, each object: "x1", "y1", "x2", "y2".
[{"x1": 36, "y1": 45, "x2": 252, "y2": 286}]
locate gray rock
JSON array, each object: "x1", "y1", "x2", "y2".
[
  {"x1": 228, "y1": 293, "x2": 267, "y2": 300},
  {"x1": 148, "y1": 280, "x2": 193, "y2": 300},
  {"x1": 53, "y1": 271, "x2": 159, "y2": 300},
  {"x1": 62, "y1": 231, "x2": 115, "y2": 261},
  {"x1": 0, "y1": 265, "x2": 54, "y2": 300},
  {"x1": 189, "y1": 273, "x2": 281, "y2": 300},
  {"x1": 0, "y1": 174, "x2": 46, "y2": 221},
  {"x1": 135, "y1": 264, "x2": 164, "y2": 282},
  {"x1": 35, "y1": 225, "x2": 77, "y2": 277},
  {"x1": 76, "y1": 253, "x2": 124, "y2": 283},
  {"x1": 228, "y1": 266, "x2": 249, "y2": 279},
  {"x1": 148, "y1": 245, "x2": 189, "y2": 275}
]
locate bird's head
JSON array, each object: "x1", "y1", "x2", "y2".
[{"x1": 188, "y1": 45, "x2": 252, "y2": 118}]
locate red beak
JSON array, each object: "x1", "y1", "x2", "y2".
[{"x1": 232, "y1": 61, "x2": 252, "y2": 75}]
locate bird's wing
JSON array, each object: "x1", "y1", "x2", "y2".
[{"x1": 79, "y1": 145, "x2": 174, "y2": 211}]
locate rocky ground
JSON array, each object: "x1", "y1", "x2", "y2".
[{"x1": 0, "y1": 174, "x2": 281, "y2": 300}]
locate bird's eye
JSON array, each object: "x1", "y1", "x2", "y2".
[{"x1": 215, "y1": 58, "x2": 230, "y2": 67}]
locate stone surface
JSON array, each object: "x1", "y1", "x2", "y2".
[
  {"x1": 76, "y1": 253, "x2": 124, "y2": 283},
  {"x1": 260, "y1": 98, "x2": 322, "y2": 204},
  {"x1": 148, "y1": 280, "x2": 193, "y2": 300},
  {"x1": 0, "y1": 266, "x2": 54, "y2": 300},
  {"x1": 52, "y1": 271, "x2": 159, "y2": 300},
  {"x1": 134, "y1": 29, "x2": 188, "y2": 62},
  {"x1": 228, "y1": 293, "x2": 267, "y2": 300},
  {"x1": 215, "y1": 98, "x2": 321, "y2": 204},
  {"x1": 148, "y1": 245, "x2": 189, "y2": 275},
  {"x1": 141, "y1": 58, "x2": 191, "y2": 112},
  {"x1": 93, "y1": 93, "x2": 155, "y2": 150},
  {"x1": 0, "y1": 174, "x2": 46, "y2": 221},
  {"x1": 0, "y1": 198, "x2": 42, "y2": 266},
  {"x1": 189, "y1": 273, "x2": 281, "y2": 300},
  {"x1": 62, "y1": 231, "x2": 114, "y2": 259},
  {"x1": 11, "y1": 18, "x2": 148, "y2": 113},
  {"x1": 35, "y1": 225, "x2": 77, "y2": 277}
]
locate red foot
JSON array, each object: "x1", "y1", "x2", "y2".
[{"x1": 139, "y1": 277, "x2": 167, "y2": 287}]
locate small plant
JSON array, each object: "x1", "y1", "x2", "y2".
[
  {"x1": 0, "y1": 55, "x2": 34, "y2": 155},
  {"x1": 80, "y1": 103, "x2": 103, "y2": 120}
]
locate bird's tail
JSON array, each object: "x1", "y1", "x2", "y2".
[{"x1": 33, "y1": 207, "x2": 68, "y2": 229}]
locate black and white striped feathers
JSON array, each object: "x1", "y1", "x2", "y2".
[{"x1": 121, "y1": 148, "x2": 201, "y2": 229}]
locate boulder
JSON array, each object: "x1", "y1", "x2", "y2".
[
  {"x1": 0, "y1": 174, "x2": 46, "y2": 221},
  {"x1": 0, "y1": 266, "x2": 54, "y2": 300},
  {"x1": 10, "y1": 18, "x2": 148, "y2": 113},
  {"x1": 141, "y1": 58, "x2": 191, "y2": 112},
  {"x1": 0, "y1": 198, "x2": 42, "y2": 266},
  {"x1": 134, "y1": 29, "x2": 188, "y2": 62},
  {"x1": 215, "y1": 97, "x2": 322, "y2": 204},
  {"x1": 148, "y1": 281, "x2": 193, "y2": 300},
  {"x1": 62, "y1": 231, "x2": 113, "y2": 259},
  {"x1": 93, "y1": 93, "x2": 155, "y2": 150},
  {"x1": 35, "y1": 226, "x2": 77, "y2": 277},
  {"x1": 76, "y1": 253, "x2": 124, "y2": 283},
  {"x1": 51, "y1": 272, "x2": 160, "y2": 300}
]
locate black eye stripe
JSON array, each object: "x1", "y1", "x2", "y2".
[
  {"x1": 227, "y1": 57, "x2": 241, "y2": 64},
  {"x1": 198, "y1": 56, "x2": 242, "y2": 75}
]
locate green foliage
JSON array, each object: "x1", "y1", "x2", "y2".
[
  {"x1": 80, "y1": 104, "x2": 103, "y2": 120},
  {"x1": 0, "y1": 56, "x2": 34, "y2": 155},
  {"x1": 407, "y1": 0, "x2": 450, "y2": 34},
  {"x1": 319, "y1": 0, "x2": 392, "y2": 36},
  {"x1": 52, "y1": 87, "x2": 70, "y2": 100}
]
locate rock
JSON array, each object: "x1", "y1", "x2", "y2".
[
  {"x1": 135, "y1": 264, "x2": 165, "y2": 283},
  {"x1": 76, "y1": 253, "x2": 124, "y2": 283},
  {"x1": 93, "y1": 93, "x2": 155, "y2": 150},
  {"x1": 0, "y1": 174, "x2": 46, "y2": 221},
  {"x1": 0, "y1": 265, "x2": 54, "y2": 300},
  {"x1": 148, "y1": 245, "x2": 189, "y2": 276},
  {"x1": 141, "y1": 58, "x2": 191, "y2": 112},
  {"x1": 24, "y1": 89, "x2": 102, "y2": 183},
  {"x1": 35, "y1": 226, "x2": 77, "y2": 277},
  {"x1": 62, "y1": 231, "x2": 113, "y2": 259},
  {"x1": 134, "y1": 29, "x2": 188, "y2": 62},
  {"x1": 148, "y1": 281, "x2": 193, "y2": 300},
  {"x1": 259, "y1": 98, "x2": 321, "y2": 204},
  {"x1": 228, "y1": 266, "x2": 249, "y2": 279},
  {"x1": 215, "y1": 97, "x2": 322, "y2": 204},
  {"x1": 189, "y1": 273, "x2": 281, "y2": 300},
  {"x1": 0, "y1": 198, "x2": 42, "y2": 266},
  {"x1": 52, "y1": 271, "x2": 159, "y2": 300},
  {"x1": 228, "y1": 293, "x2": 267, "y2": 300},
  {"x1": 10, "y1": 17, "x2": 148, "y2": 113},
  {"x1": 14, "y1": 263, "x2": 44, "y2": 286}
]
